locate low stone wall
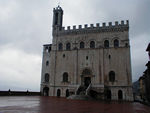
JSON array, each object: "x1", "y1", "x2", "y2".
[{"x1": 0, "y1": 90, "x2": 41, "y2": 96}]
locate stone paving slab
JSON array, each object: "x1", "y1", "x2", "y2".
[{"x1": 0, "y1": 96, "x2": 149, "y2": 113}]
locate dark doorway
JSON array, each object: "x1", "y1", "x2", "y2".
[
  {"x1": 118, "y1": 90, "x2": 123, "y2": 100},
  {"x1": 84, "y1": 77, "x2": 91, "y2": 87},
  {"x1": 106, "y1": 90, "x2": 111, "y2": 100},
  {"x1": 43, "y1": 87, "x2": 49, "y2": 96},
  {"x1": 57, "y1": 89, "x2": 61, "y2": 97},
  {"x1": 66, "y1": 89, "x2": 69, "y2": 97}
]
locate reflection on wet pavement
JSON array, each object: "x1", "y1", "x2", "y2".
[{"x1": 0, "y1": 96, "x2": 150, "y2": 113}]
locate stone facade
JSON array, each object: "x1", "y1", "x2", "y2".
[{"x1": 40, "y1": 6, "x2": 133, "y2": 101}]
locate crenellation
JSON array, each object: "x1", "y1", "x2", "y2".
[
  {"x1": 121, "y1": 20, "x2": 124, "y2": 25},
  {"x1": 84, "y1": 24, "x2": 88, "y2": 28},
  {"x1": 115, "y1": 21, "x2": 119, "y2": 26},
  {"x1": 73, "y1": 25, "x2": 76, "y2": 30},
  {"x1": 102, "y1": 23, "x2": 106, "y2": 27},
  {"x1": 96, "y1": 23, "x2": 100, "y2": 27},
  {"x1": 62, "y1": 27, "x2": 65, "y2": 30},
  {"x1": 79, "y1": 25, "x2": 82, "y2": 29},
  {"x1": 126, "y1": 20, "x2": 129, "y2": 25},
  {"x1": 109, "y1": 22, "x2": 112, "y2": 26},
  {"x1": 90, "y1": 24, "x2": 94, "y2": 28},
  {"x1": 53, "y1": 21, "x2": 129, "y2": 36},
  {"x1": 67, "y1": 26, "x2": 70, "y2": 30}
]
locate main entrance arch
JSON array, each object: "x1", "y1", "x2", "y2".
[
  {"x1": 43, "y1": 87, "x2": 49, "y2": 96},
  {"x1": 81, "y1": 68, "x2": 93, "y2": 87},
  {"x1": 84, "y1": 77, "x2": 91, "y2": 87}
]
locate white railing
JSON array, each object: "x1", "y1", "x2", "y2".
[
  {"x1": 86, "y1": 83, "x2": 92, "y2": 95},
  {"x1": 75, "y1": 85, "x2": 81, "y2": 95}
]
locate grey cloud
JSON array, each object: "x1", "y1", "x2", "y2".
[{"x1": 0, "y1": 0, "x2": 52, "y2": 55}]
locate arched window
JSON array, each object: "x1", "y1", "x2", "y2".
[
  {"x1": 104, "y1": 40, "x2": 109, "y2": 48},
  {"x1": 45, "y1": 73, "x2": 49, "y2": 82},
  {"x1": 125, "y1": 43, "x2": 128, "y2": 47},
  {"x1": 90, "y1": 41, "x2": 95, "y2": 48},
  {"x1": 46, "y1": 61, "x2": 49, "y2": 66},
  {"x1": 80, "y1": 41, "x2": 84, "y2": 49},
  {"x1": 109, "y1": 71, "x2": 115, "y2": 82},
  {"x1": 66, "y1": 43, "x2": 71, "y2": 50},
  {"x1": 58, "y1": 43, "x2": 63, "y2": 50},
  {"x1": 114, "y1": 39, "x2": 119, "y2": 47},
  {"x1": 63, "y1": 72, "x2": 68, "y2": 82}
]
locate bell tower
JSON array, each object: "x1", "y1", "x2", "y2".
[{"x1": 52, "y1": 5, "x2": 63, "y2": 31}]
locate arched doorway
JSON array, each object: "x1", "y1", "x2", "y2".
[
  {"x1": 66, "y1": 89, "x2": 69, "y2": 97},
  {"x1": 106, "y1": 90, "x2": 111, "y2": 100},
  {"x1": 43, "y1": 87, "x2": 49, "y2": 96},
  {"x1": 82, "y1": 69, "x2": 92, "y2": 87},
  {"x1": 57, "y1": 89, "x2": 61, "y2": 97},
  {"x1": 84, "y1": 77, "x2": 91, "y2": 87},
  {"x1": 118, "y1": 90, "x2": 123, "y2": 100}
]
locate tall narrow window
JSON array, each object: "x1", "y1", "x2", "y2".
[
  {"x1": 63, "y1": 72, "x2": 68, "y2": 82},
  {"x1": 66, "y1": 43, "x2": 71, "y2": 50},
  {"x1": 125, "y1": 43, "x2": 128, "y2": 47},
  {"x1": 104, "y1": 40, "x2": 109, "y2": 48},
  {"x1": 48, "y1": 46, "x2": 51, "y2": 52},
  {"x1": 45, "y1": 73, "x2": 49, "y2": 82},
  {"x1": 114, "y1": 39, "x2": 119, "y2": 47},
  {"x1": 55, "y1": 12, "x2": 58, "y2": 25},
  {"x1": 80, "y1": 42, "x2": 84, "y2": 49},
  {"x1": 109, "y1": 71, "x2": 115, "y2": 82},
  {"x1": 46, "y1": 61, "x2": 49, "y2": 66},
  {"x1": 90, "y1": 41, "x2": 95, "y2": 48},
  {"x1": 58, "y1": 43, "x2": 63, "y2": 50}
]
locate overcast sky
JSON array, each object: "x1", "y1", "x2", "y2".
[{"x1": 0, "y1": 0, "x2": 149, "y2": 91}]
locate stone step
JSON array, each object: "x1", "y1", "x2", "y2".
[{"x1": 67, "y1": 95, "x2": 93, "y2": 100}]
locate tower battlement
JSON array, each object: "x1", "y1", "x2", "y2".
[{"x1": 53, "y1": 20, "x2": 129, "y2": 36}]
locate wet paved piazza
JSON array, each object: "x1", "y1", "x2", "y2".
[{"x1": 0, "y1": 96, "x2": 149, "y2": 113}]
